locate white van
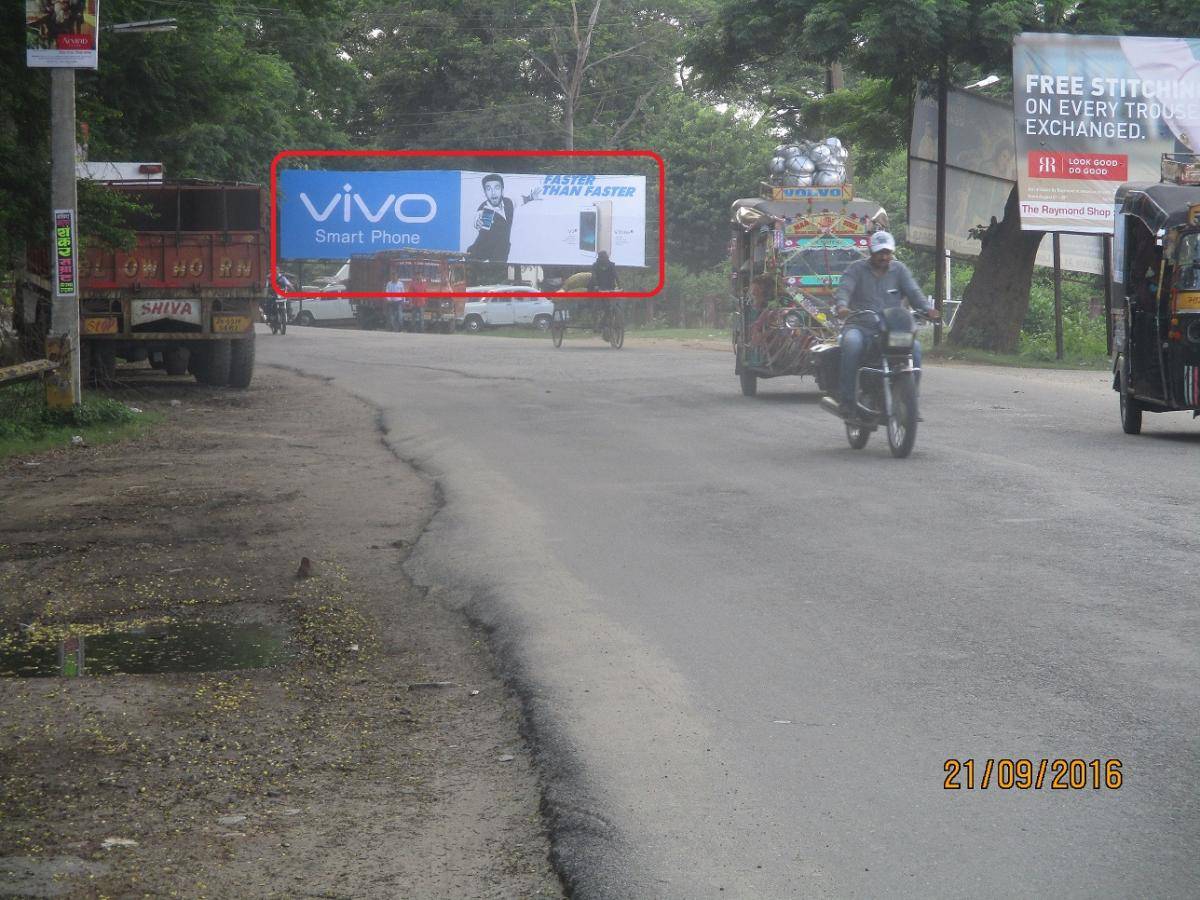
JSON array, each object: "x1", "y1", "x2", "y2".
[
  {"x1": 289, "y1": 263, "x2": 355, "y2": 326},
  {"x1": 459, "y1": 285, "x2": 554, "y2": 332},
  {"x1": 289, "y1": 292, "x2": 356, "y2": 326}
]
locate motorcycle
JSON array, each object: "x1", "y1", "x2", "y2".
[
  {"x1": 267, "y1": 297, "x2": 288, "y2": 335},
  {"x1": 815, "y1": 307, "x2": 928, "y2": 458}
]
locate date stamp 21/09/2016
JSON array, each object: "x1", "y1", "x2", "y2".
[{"x1": 943, "y1": 758, "x2": 1123, "y2": 791}]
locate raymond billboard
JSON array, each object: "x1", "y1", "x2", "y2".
[
  {"x1": 278, "y1": 169, "x2": 647, "y2": 267},
  {"x1": 26, "y1": 0, "x2": 100, "y2": 68},
  {"x1": 1014, "y1": 32, "x2": 1200, "y2": 232}
]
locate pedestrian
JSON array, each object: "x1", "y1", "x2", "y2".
[{"x1": 385, "y1": 267, "x2": 407, "y2": 331}]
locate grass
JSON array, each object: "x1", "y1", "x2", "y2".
[
  {"x1": 924, "y1": 343, "x2": 1110, "y2": 371},
  {"x1": 0, "y1": 381, "x2": 160, "y2": 460},
  {"x1": 627, "y1": 326, "x2": 732, "y2": 341},
  {"x1": 465, "y1": 324, "x2": 733, "y2": 342}
]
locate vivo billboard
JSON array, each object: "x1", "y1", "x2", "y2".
[
  {"x1": 278, "y1": 170, "x2": 460, "y2": 258},
  {"x1": 278, "y1": 169, "x2": 647, "y2": 266},
  {"x1": 1014, "y1": 33, "x2": 1200, "y2": 232}
]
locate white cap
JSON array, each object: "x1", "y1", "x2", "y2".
[{"x1": 869, "y1": 231, "x2": 896, "y2": 254}]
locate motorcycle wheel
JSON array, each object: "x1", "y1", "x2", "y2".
[
  {"x1": 279, "y1": 312, "x2": 286, "y2": 335},
  {"x1": 845, "y1": 421, "x2": 870, "y2": 449},
  {"x1": 886, "y1": 373, "x2": 918, "y2": 458},
  {"x1": 269, "y1": 316, "x2": 280, "y2": 335}
]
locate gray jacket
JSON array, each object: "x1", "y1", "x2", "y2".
[{"x1": 835, "y1": 259, "x2": 932, "y2": 315}]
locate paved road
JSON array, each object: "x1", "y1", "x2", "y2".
[{"x1": 261, "y1": 326, "x2": 1200, "y2": 898}]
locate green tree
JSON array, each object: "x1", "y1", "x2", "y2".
[
  {"x1": 628, "y1": 91, "x2": 776, "y2": 271},
  {"x1": 2, "y1": 0, "x2": 359, "y2": 274},
  {"x1": 689, "y1": 0, "x2": 1050, "y2": 351}
]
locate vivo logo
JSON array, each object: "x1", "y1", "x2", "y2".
[{"x1": 299, "y1": 183, "x2": 438, "y2": 223}]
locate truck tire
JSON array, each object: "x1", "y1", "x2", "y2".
[
  {"x1": 195, "y1": 340, "x2": 231, "y2": 386},
  {"x1": 228, "y1": 337, "x2": 255, "y2": 388},
  {"x1": 79, "y1": 340, "x2": 93, "y2": 386},
  {"x1": 165, "y1": 346, "x2": 189, "y2": 376},
  {"x1": 91, "y1": 343, "x2": 117, "y2": 387}
]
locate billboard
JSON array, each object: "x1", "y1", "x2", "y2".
[
  {"x1": 908, "y1": 87, "x2": 1104, "y2": 274},
  {"x1": 26, "y1": 0, "x2": 100, "y2": 68},
  {"x1": 278, "y1": 169, "x2": 647, "y2": 267},
  {"x1": 1014, "y1": 32, "x2": 1200, "y2": 232}
]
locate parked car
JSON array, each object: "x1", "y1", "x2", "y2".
[
  {"x1": 289, "y1": 288, "x2": 356, "y2": 327},
  {"x1": 459, "y1": 285, "x2": 554, "y2": 332}
]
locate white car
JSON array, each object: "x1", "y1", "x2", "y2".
[
  {"x1": 459, "y1": 285, "x2": 555, "y2": 332},
  {"x1": 289, "y1": 288, "x2": 355, "y2": 327}
]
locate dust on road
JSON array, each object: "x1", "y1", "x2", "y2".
[{"x1": 0, "y1": 367, "x2": 561, "y2": 899}]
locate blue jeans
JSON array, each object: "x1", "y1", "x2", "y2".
[{"x1": 838, "y1": 326, "x2": 921, "y2": 405}]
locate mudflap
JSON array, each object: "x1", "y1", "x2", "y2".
[{"x1": 811, "y1": 342, "x2": 841, "y2": 395}]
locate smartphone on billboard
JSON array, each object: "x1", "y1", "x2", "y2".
[
  {"x1": 480, "y1": 208, "x2": 495, "y2": 230},
  {"x1": 579, "y1": 209, "x2": 597, "y2": 253},
  {"x1": 594, "y1": 201, "x2": 612, "y2": 255}
]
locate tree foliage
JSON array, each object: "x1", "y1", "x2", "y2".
[
  {"x1": 628, "y1": 92, "x2": 776, "y2": 270},
  {"x1": 2, "y1": 0, "x2": 360, "y2": 270},
  {"x1": 688, "y1": 0, "x2": 1051, "y2": 350}
]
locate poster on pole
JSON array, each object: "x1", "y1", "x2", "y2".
[
  {"x1": 1014, "y1": 32, "x2": 1200, "y2": 233},
  {"x1": 908, "y1": 86, "x2": 1105, "y2": 274},
  {"x1": 53, "y1": 209, "x2": 78, "y2": 298},
  {"x1": 26, "y1": 0, "x2": 101, "y2": 69}
]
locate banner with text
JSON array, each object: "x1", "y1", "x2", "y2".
[
  {"x1": 1014, "y1": 32, "x2": 1200, "y2": 232},
  {"x1": 458, "y1": 171, "x2": 645, "y2": 267},
  {"x1": 279, "y1": 169, "x2": 646, "y2": 266},
  {"x1": 26, "y1": 0, "x2": 100, "y2": 68}
]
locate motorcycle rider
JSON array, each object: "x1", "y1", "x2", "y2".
[{"x1": 834, "y1": 231, "x2": 938, "y2": 419}]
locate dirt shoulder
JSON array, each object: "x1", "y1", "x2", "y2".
[{"x1": 0, "y1": 366, "x2": 561, "y2": 899}]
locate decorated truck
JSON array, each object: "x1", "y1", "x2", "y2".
[
  {"x1": 347, "y1": 250, "x2": 468, "y2": 332},
  {"x1": 730, "y1": 140, "x2": 888, "y2": 396},
  {"x1": 17, "y1": 180, "x2": 266, "y2": 387}
]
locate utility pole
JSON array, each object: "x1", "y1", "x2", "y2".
[
  {"x1": 933, "y1": 60, "x2": 948, "y2": 346},
  {"x1": 48, "y1": 67, "x2": 81, "y2": 408}
]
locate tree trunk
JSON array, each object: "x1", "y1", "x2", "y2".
[{"x1": 948, "y1": 186, "x2": 1045, "y2": 353}]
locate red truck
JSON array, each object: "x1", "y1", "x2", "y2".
[
  {"x1": 347, "y1": 250, "x2": 468, "y2": 332},
  {"x1": 18, "y1": 180, "x2": 267, "y2": 387}
]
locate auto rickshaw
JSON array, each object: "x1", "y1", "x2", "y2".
[{"x1": 1112, "y1": 155, "x2": 1200, "y2": 433}]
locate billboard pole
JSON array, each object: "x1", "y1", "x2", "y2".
[
  {"x1": 1052, "y1": 232, "x2": 1064, "y2": 360},
  {"x1": 48, "y1": 67, "x2": 81, "y2": 408},
  {"x1": 933, "y1": 61, "x2": 948, "y2": 347},
  {"x1": 1103, "y1": 234, "x2": 1114, "y2": 354}
]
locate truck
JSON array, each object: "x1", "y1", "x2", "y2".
[
  {"x1": 730, "y1": 183, "x2": 888, "y2": 396},
  {"x1": 16, "y1": 179, "x2": 266, "y2": 387},
  {"x1": 347, "y1": 250, "x2": 468, "y2": 332}
]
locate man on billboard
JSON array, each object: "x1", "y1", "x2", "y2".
[{"x1": 467, "y1": 173, "x2": 514, "y2": 263}]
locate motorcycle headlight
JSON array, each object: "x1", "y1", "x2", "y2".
[{"x1": 886, "y1": 331, "x2": 915, "y2": 348}]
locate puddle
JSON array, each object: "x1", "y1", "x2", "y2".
[{"x1": 0, "y1": 622, "x2": 290, "y2": 678}]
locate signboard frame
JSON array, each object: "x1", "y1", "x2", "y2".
[{"x1": 26, "y1": 0, "x2": 101, "y2": 69}]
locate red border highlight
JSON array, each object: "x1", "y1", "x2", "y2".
[{"x1": 269, "y1": 149, "x2": 666, "y2": 299}]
